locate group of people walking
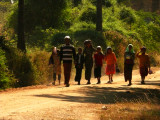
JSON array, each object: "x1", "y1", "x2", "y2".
[{"x1": 49, "y1": 36, "x2": 151, "y2": 87}]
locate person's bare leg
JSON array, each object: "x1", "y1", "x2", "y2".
[
  {"x1": 111, "y1": 74, "x2": 113, "y2": 82},
  {"x1": 97, "y1": 77, "x2": 101, "y2": 84},
  {"x1": 141, "y1": 76, "x2": 145, "y2": 84},
  {"x1": 108, "y1": 75, "x2": 111, "y2": 83}
]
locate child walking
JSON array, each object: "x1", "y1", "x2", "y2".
[
  {"x1": 124, "y1": 44, "x2": 135, "y2": 86},
  {"x1": 136, "y1": 47, "x2": 150, "y2": 84},
  {"x1": 105, "y1": 47, "x2": 117, "y2": 83},
  {"x1": 49, "y1": 47, "x2": 61, "y2": 85},
  {"x1": 83, "y1": 40, "x2": 96, "y2": 84},
  {"x1": 94, "y1": 46, "x2": 104, "y2": 84},
  {"x1": 75, "y1": 48, "x2": 84, "y2": 85}
]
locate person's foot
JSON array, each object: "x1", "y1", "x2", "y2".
[
  {"x1": 65, "y1": 84, "x2": 70, "y2": 87},
  {"x1": 127, "y1": 83, "x2": 132, "y2": 86},
  {"x1": 78, "y1": 82, "x2": 80, "y2": 85},
  {"x1": 97, "y1": 80, "x2": 101, "y2": 84},
  {"x1": 52, "y1": 81, "x2": 55, "y2": 85},
  {"x1": 141, "y1": 81, "x2": 145, "y2": 84},
  {"x1": 107, "y1": 81, "x2": 111, "y2": 84},
  {"x1": 111, "y1": 79, "x2": 113, "y2": 82},
  {"x1": 96, "y1": 82, "x2": 100, "y2": 84},
  {"x1": 86, "y1": 81, "x2": 91, "y2": 84}
]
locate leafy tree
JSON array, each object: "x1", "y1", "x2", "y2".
[
  {"x1": 9, "y1": 0, "x2": 70, "y2": 33},
  {"x1": 80, "y1": 7, "x2": 97, "y2": 23},
  {"x1": 120, "y1": 8, "x2": 136, "y2": 30}
]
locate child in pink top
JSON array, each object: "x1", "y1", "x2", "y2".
[{"x1": 105, "y1": 47, "x2": 117, "y2": 83}]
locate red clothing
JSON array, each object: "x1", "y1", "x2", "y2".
[
  {"x1": 137, "y1": 53, "x2": 150, "y2": 68},
  {"x1": 105, "y1": 52, "x2": 117, "y2": 75},
  {"x1": 105, "y1": 52, "x2": 117, "y2": 65},
  {"x1": 63, "y1": 63, "x2": 72, "y2": 85},
  {"x1": 106, "y1": 64, "x2": 116, "y2": 75},
  {"x1": 94, "y1": 52, "x2": 104, "y2": 67}
]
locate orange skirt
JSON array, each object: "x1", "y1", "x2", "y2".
[{"x1": 106, "y1": 64, "x2": 116, "y2": 75}]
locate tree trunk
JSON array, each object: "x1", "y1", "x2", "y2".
[
  {"x1": 17, "y1": 0, "x2": 26, "y2": 52},
  {"x1": 96, "y1": 0, "x2": 102, "y2": 31}
]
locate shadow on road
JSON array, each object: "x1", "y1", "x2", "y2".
[{"x1": 33, "y1": 82, "x2": 160, "y2": 104}]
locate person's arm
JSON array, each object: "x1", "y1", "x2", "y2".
[
  {"x1": 92, "y1": 46, "x2": 96, "y2": 52},
  {"x1": 60, "y1": 47, "x2": 63, "y2": 61},
  {"x1": 124, "y1": 52, "x2": 126, "y2": 62},
  {"x1": 113, "y1": 53, "x2": 117, "y2": 64},
  {"x1": 136, "y1": 51, "x2": 141, "y2": 58},
  {"x1": 83, "y1": 47, "x2": 86, "y2": 55},
  {"x1": 72, "y1": 47, "x2": 76, "y2": 63},
  {"x1": 132, "y1": 53, "x2": 135, "y2": 60},
  {"x1": 49, "y1": 53, "x2": 54, "y2": 65},
  {"x1": 104, "y1": 54, "x2": 107, "y2": 61},
  {"x1": 102, "y1": 53, "x2": 105, "y2": 60},
  {"x1": 148, "y1": 55, "x2": 151, "y2": 70}
]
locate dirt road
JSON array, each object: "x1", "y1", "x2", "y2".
[{"x1": 0, "y1": 68, "x2": 160, "y2": 120}]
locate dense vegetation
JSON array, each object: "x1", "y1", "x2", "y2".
[{"x1": 0, "y1": 0, "x2": 160, "y2": 89}]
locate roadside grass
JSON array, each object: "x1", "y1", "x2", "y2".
[{"x1": 99, "y1": 96, "x2": 160, "y2": 120}]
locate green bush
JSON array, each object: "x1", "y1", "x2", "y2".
[
  {"x1": 120, "y1": 7, "x2": 136, "y2": 25},
  {"x1": 4, "y1": 47, "x2": 53, "y2": 87},
  {"x1": 80, "y1": 6, "x2": 96, "y2": 23},
  {"x1": 69, "y1": 21, "x2": 96, "y2": 32},
  {"x1": 73, "y1": 30, "x2": 107, "y2": 50},
  {"x1": 0, "y1": 48, "x2": 14, "y2": 89},
  {"x1": 5, "y1": 48, "x2": 36, "y2": 87}
]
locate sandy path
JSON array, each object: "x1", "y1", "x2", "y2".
[{"x1": 0, "y1": 68, "x2": 160, "y2": 120}]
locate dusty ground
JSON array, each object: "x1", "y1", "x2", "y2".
[{"x1": 0, "y1": 68, "x2": 160, "y2": 120}]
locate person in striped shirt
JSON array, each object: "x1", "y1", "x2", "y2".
[{"x1": 60, "y1": 36, "x2": 76, "y2": 87}]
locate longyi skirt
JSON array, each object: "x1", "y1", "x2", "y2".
[
  {"x1": 140, "y1": 66, "x2": 148, "y2": 77},
  {"x1": 94, "y1": 66, "x2": 102, "y2": 78}
]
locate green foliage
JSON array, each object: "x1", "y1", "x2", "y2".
[
  {"x1": 5, "y1": 48, "x2": 36, "y2": 87},
  {"x1": 69, "y1": 21, "x2": 96, "y2": 32},
  {"x1": 8, "y1": 0, "x2": 71, "y2": 33},
  {"x1": 4, "y1": 47, "x2": 53, "y2": 87},
  {"x1": 0, "y1": 1, "x2": 12, "y2": 32},
  {"x1": 51, "y1": 32, "x2": 68, "y2": 47},
  {"x1": 104, "y1": 31, "x2": 127, "y2": 56},
  {"x1": 120, "y1": 7, "x2": 136, "y2": 25},
  {"x1": 0, "y1": 48, "x2": 14, "y2": 89},
  {"x1": 80, "y1": 6, "x2": 96, "y2": 23},
  {"x1": 73, "y1": 30, "x2": 107, "y2": 49}
]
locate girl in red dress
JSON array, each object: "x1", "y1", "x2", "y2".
[{"x1": 105, "y1": 47, "x2": 117, "y2": 83}]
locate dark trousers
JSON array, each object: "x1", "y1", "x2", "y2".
[
  {"x1": 140, "y1": 66, "x2": 148, "y2": 77},
  {"x1": 75, "y1": 68, "x2": 82, "y2": 82},
  {"x1": 63, "y1": 63, "x2": 72, "y2": 85},
  {"x1": 85, "y1": 66, "x2": 92, "y2": 80},
  {"x1": 94, "y1": 66, "x2": 102, "y2": 78},
  {"x1": 124, "y1": 63, "x2": 134, "y2": 81}
]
